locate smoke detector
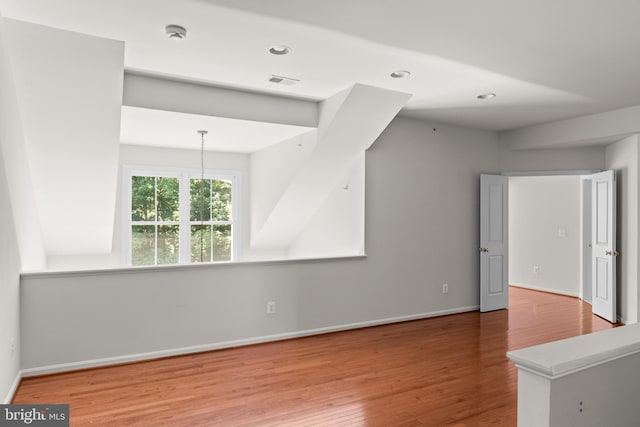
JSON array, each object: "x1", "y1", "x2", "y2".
[{"x1": 165, "y1": 25, "x2": 187, "y2": 40}]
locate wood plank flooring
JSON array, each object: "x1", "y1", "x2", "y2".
[{"x1": 12, "y1": 287, "x2": 618, "y2": 426}]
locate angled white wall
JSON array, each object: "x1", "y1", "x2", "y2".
[
  {"x1": 0, "y1": 12, "x2": 26, "y2": 403},
  {"x1": 5, "y1": 19, "x2": 123, "y2": 259},
  {"x1": 250, "y1": 84, "x2": 411, "y2": 252},
  {"x1": 288, "y1": 153, "x2": 365, "y2": 258},
  {"x1": 249, "y1": 131, "x2": 318, "y2": 246}
]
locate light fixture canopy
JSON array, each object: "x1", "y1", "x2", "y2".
[
  {"x1": 165, "y1": 24, "x2": 187, "y2": 40},
  {"x1": 477, "y1": 93, "x2": 497, "y2": 100},
  {"x1": 390, "y1": 70, "x2": 411, "y2": 78},
  {"x1": 269, "y1": 45, "x2": 291, "y2": 55}
]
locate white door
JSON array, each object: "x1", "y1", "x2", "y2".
[
  {"x1": 480, "y1": 174, "x2": 509, "y2": 312},
  {"x1": 581, "y1": 178, "x2": 593, "y2": 303},
  {"x1": 591, "y1": 170, "x2": 617, "y2": 323}
]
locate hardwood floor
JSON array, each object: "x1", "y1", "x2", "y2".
[{"x1": 13, "y1": 287, "x2": 618, "y2": 426}]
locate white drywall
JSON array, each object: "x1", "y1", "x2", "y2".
[
  {"x1": 46, "y1": 144, "x2": 252, "y2": 270},
  {"x1": 0, "y1": 133, "x2": 20, "y2": 404},
  {"x1": 0, "y1": 16, "x2": 44, "y2": 271},
  {"x1": 250, "y1": 84, "x2": 411, "y2": 251},
  {"x1": 288, "y1": 153, "x2": 365, "y2": 258},
  {"x1": 20, "y1": 116, "x2": 501, "y2": 371},
  {"x1": 123, "y1": 73, "x2": 318, "y2": 128},
  {"x1": 249, "y1": 131, "x2": 317, "y2": 246},
  {"x1": 500, "y1": 104, "x2": 640, "y2": 149},
  {"x1": 5, "y1": 19, "x2": 124, "y2": 257},
  {"x1": 0, "y1": 13, "x2": 22, "y2": 404},
  {"x1": 605, "y1": 135, "x2": 639, "y2": 324},
  {"x1": 509, "y1": 176, "x2": 581, "y2": 296}
]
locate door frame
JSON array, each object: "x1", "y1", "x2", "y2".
[{"x1": 499, "y1": 169, "x2": 601, "y2": 307}]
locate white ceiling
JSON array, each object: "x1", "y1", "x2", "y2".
[
  {"x1": 120, "y1": 106, "x2": 314, "y2": 153},
  {"x1": 2, "y1": 0, "x2": 640, "y2": 135}
]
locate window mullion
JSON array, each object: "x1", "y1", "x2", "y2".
[
  {"x1": 154, "y1": 177, "x2": 158, "y2": 265},
  {"x1": 178, "y1": 172, "x2": 191, "y2": 264}
]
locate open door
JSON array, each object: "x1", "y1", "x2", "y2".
[
  {"x1": 591, "y1": 170, "x2": 617, "y2": 322},
  {"x1": 480, "y1": 174, "x2": 509, "y2": 312}
]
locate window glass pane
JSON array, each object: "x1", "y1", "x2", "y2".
[
  {"x1": 213, "y1": 224, "x2": 232, "y2": 261},
  {"x1": 157, "y1": 225, "x2": 179, "y2": 264},
  {"x1": 157, "y1": 177, "x2": 180, "y2": 221},
  {"x1": 190, "y1": 179, "x2": 211, "y2": 222},
  {"x1": 190, "y1": 224, "x2": 212, "y2": 263},
  {"x1": 132, "y1": 225, "x2": 155, "y2": 265},
  {"x1": 131, "y1": 176, "x2": 155, "y2": 221},
  {"x1": 212, "y1": 179, "x2": 232, "y2": 221}
]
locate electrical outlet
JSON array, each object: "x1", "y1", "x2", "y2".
[
  {"x1": 10, "y1": 338, "x2": 15, "y2": 355},
  {"x1": 442, "y1": 283, "x2": 449, "y2": 294},
  {"x1": 533, "y1": 266, "x2": 540, "y2": 275},
  {"x1": 267, "y1": 301, "x2": 276, "y2": 314}
]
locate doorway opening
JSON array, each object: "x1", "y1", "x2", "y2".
[
  {"x1": 480, "y1": 171, "x2": 617, "y2": 322},
  {"x1": 508, "y1": 175, "x2": 585, "y2": 301}
]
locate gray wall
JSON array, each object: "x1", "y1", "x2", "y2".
[
  {"x1": 499, "y1": 143, "x2": 605, "y2": 172},
  {"x1": 605, "y1": 135, "x2": 639, "y2": 324},
  {"x1": 21, "y1": 116, "x2": 502, "y2": 372}
]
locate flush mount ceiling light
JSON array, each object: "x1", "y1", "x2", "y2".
[
  {"x1": 477, "y1": 93, "x2": 497, "y2": 100},
  {"x1": 165, "y1": 24, "x2": 187, "y2": 40},
  {"x1": 269, "y1": 45, "x2": 291, "y2": 55},
  {"x1": 390, "y1": 70, "x2": 411, "y2": 78}
]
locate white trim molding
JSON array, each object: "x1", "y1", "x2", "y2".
[{"x1": 3, "y1": 370, "x2": 22, "y2": 404}]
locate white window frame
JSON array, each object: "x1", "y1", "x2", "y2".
[{"x1": 122, "y1": 165, "x2": 241, "y2": 265}]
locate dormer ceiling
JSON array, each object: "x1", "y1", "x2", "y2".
[{"x1": 1, "y1": 0, "x2": 640, "y2": 131}]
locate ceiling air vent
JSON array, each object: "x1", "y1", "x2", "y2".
[{"x1": 269, "y1": 75, "x2": 299, "y2": 86}]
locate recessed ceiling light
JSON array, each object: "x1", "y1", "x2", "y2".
[
  {"x1": 390, "y1": 70, "x2": 411, "y2": 78},
  {"x1": 165, "y1": 24, "x2": 187, "y2": 40},
  {"x1": 269, "y1": 45, "x2": 291, "y2": 55},
  {"x1": 477, "y1": 93, "x2": 497, "y2": 100}
]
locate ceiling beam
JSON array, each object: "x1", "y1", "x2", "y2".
[{"x1": 123, "y1": 72, "x2": 319, "y2": 128}]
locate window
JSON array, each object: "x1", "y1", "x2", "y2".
[
  {"x1": 131, "y1": 176, "x2": 180, "y2": 265},
  {"x1": 189, "y1": 177, "x2": 233, "y2": 263},
  {"x1": 124, "y1": 167, "x2": 238, "y2": 266}
]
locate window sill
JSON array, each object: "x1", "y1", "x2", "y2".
[{"x1": 20, "y1": 254, "x2": 368, "y2": 279}]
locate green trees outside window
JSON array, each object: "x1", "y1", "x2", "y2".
[
  {"x1": 190, "y1": 178, "x2": 232, "y2": 263},
  {"x1": 130, "y1": 173, "x2": 234, "y2": 266}
]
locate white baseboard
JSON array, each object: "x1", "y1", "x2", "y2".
[
  {"x1": 3, "y1": 369, "x2": 22, "y2": 404},
  {"x1": 510, "y1": 283, "x2": 579, "y2": 298},
  {"x1": 22, "y1": 305, "x2": 479, "y2": 377}
]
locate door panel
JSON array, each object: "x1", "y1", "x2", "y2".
[
  {"x1": 480, "y1": 174, "x2": 508, "y2": 312},
  {"x1": 489, "y1": 255, "x2": 504, "y2": 294},
  {"x1": 591, "y1": 170, "x2": 616, "y2": 323}
]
